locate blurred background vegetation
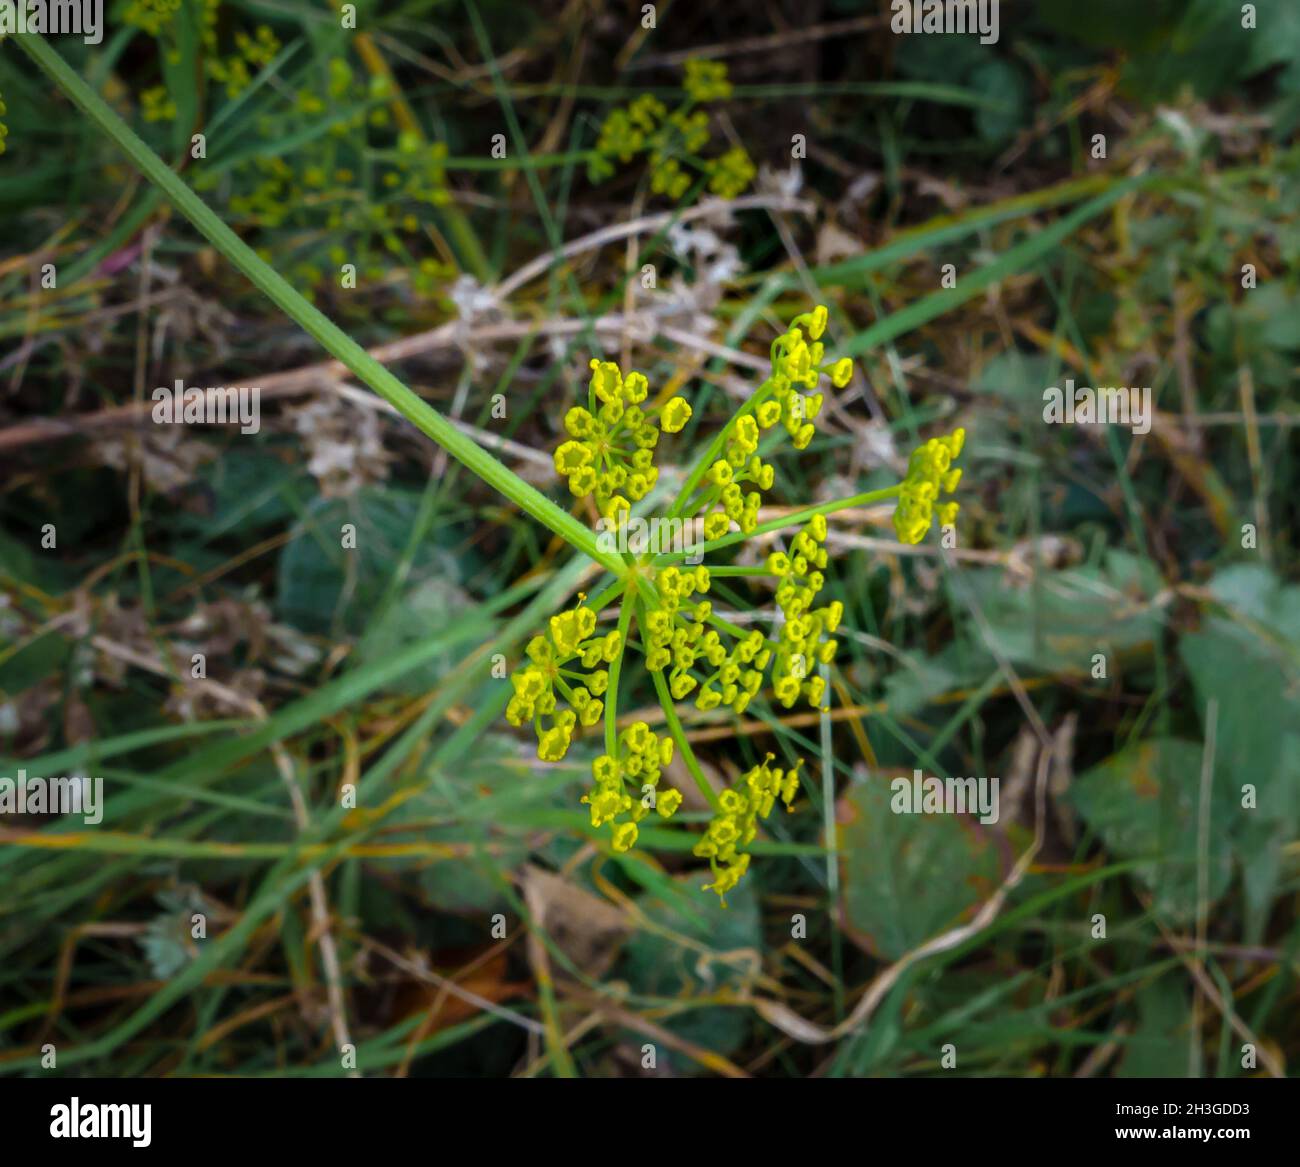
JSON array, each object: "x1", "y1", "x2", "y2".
[{"x1": 0, "y1": 0, "x2": 1297, "y2": 1077}]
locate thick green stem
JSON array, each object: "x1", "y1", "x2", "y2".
[
  {"x1": 705, "y1": 566, "x2": 777, "y2": 578},
  {"x1": 654, "y1": 484, "x2": 903, "y2": 565},
  {"x1": 19, "y1": 35, "x2": 624, "y2": 578}
]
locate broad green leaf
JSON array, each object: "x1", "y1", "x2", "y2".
[
  {"x1": 1179, "y1": 564, "x2": 1300, "y2": 935},
  {"x1": 1118, "y1": 973, "x2": 1191, "y2": 1078},
  {"x1": 839, "y1": 775, "x2": 1004, "y2": 961},
  {"x1": 356, "y1": 575, "x2": 488, "y2": 695},
  {"x1": 277, "y1": 486, "x2": 475, "y2": 636},
  {"x1": 622, "y1": 873, "x2": 761, "y2": 1070},
  {"x1": 1068, "y1": 738, "x2": 1234, "y2": 922},
  {"x1": 963, "y1": 550, "x2": 1162, "y2": 675}
]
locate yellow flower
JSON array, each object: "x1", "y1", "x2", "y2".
[
  {"x1": 506, "y1": 604, "x2": 612, "y2": 761},
  {"x1": 706, "y1": 146, "x2": 756, "y2": 200},
  {"x1": 611, "y1": 822, "x2": 639, "y2": 852},
  {"x1": 587, "y1": 60, "x2": 752, "y2": 199},
  {"x1": 892, "y1": 428, "x2": 967, "y2": 545},
  {"x1": 693, "y1": 755, "x2": 801, "y2": 902},
  {"x1": 657, "y1": 788, "x2": 683, "y2": 817},
  {"x1": 510, "y1": 304, "x2": 942, "y2": 895},
  {"x1": 661, "y1": 396, "x2": 692, "y2": 432},
  {"x1": 683, "y1": 59, "x2": 733, "y2": 103}
]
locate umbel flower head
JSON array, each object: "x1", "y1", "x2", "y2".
[
  {"x1": 505, "y1": 604, "x2": 622, "y2": 762},
  {"x1": 587, "y1": 59, "x2": 756, "y2": 201},
  {"x1": 507, "y1": 304, "x2": 966, "y2": 901},
  {"x1": 554, "y1": 361, "x2": 691, "y2": 528},
  {"x1": 581, "y1": 722, "x2": 683, "y2": 854},
  {"x1": 693, "y1": 755, "x2": 801, "y2": 904},
  {"x1": 892, "y1": 428, "x2": 966, "y2": 545}
]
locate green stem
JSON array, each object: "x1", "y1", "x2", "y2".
[
  {"x1": 668, "y1": 380, "x2": 772, "y2": 519},
  {"x1": 647, "y1": 630, "x2": 721, "y2": 813},
  {"x1": 603, "y1": 590, "x2": 634, "y2": 757},
  {"x1": 18, "y1": 35, "x2": 624, "y2": 578},
  {"x1": 654, "y1": 484, "x2": 904, "y2": 565}
]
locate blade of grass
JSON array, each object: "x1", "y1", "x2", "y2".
[{"x1": 16, "y1": 35, "x2": 622, "y2": 578}]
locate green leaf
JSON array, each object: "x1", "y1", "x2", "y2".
[
  {"x1": 356, "y1": 576, "x2": 488, "y2": 695},
  {"x1": 1118, "y1": 972, "x2": 1191, "y2": 1078},
  {"x1": 179, "y1": 449, "x2": 310, "y2": 540},
  {"x1": 1179, "y1": 564, "x2": 1300, "y2": 935},
  {"x1": 970, "y1": 60, "x2": 1030, "y2": 144},
  {"x1": 381, "y1": 737, "x2": 579, "y2": 912},
  {"x1": 882, "y1": 647, "x2": 972, "y2": 719},
  {"x1": 621, "y1": 873, "x2": 760, "y2": 1069},
  {"x1": 1038, "y1": 0, "x2": 1255, "y2": 100},
  {"x1": 973, "y1": 351, "x2": 1059, "y2": 408},
  {"x1": 963, "y1": 550, "x2": 1162, "y2": 675},
  {"x1": 839, "y1": 776, "x2": 1004, "y2": 961},
  {"x1": 0, "y1": 630, "x2": 72, "y2": 697},
  {"x1": 276, "y1": 487, "x2": 475, "y2": 636},
  {"x1": 1068, "y1": 738, "x2": 1234, "y2": 923}
]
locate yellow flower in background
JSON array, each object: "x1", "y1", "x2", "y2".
[
  {"x1": 587, "y1": 59, "x2": 754, "y2": 200},
  {"x1": 706, "y1": 146, "x2": 756, "y2": 199},
  {"x1": 683, "y1": 59, "x2": 733, "y2": 103}
]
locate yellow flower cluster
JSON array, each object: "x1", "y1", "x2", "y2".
[
  {"x1": 211, "y1": 53, "x2": 451, "y2": 302},
  {"x1": 122, "y1": 0, "x2": 181, "y2": 36},
  {"x1": 511, "y1": 306, "x2": 916, "y2": 902},
  {"x1": 592, "y1": 95, "x2": 667, "y2": 173},
  {"x1": 586, "y1": 60, "x2": 756, "y2": 201},
  {"x1": 708, "y1": 146, "x2": 757, "y2": 199},
  {"x1": 892, "y1": 428, "x2": 966, "y2": 545},
  {"x1": 505, "y1": 604, "x2": 622, "y2": 761},
  {"x1": 636, "y1": 517, "x2": 841, "y2": 737},
  {"x1": 126, "y1": 2, "x2": 278, "y2": 103},
  {"x1": 651, "y1": 109, "x2": 710, "y2": 199},
  {"x1": 693, "y1": 755, "x2": 801, "y2": 903},
  {"x1": 683, "y1": 59, "x2": 733, "y2": 103},
  {"x1": 694, "y1": 305, "x2": 851, "y2": 540},
  {"x1": 582, "y1": 722, "x2": 684, "y2": 852},
  {"x1": 395, "y1": 133, "x2": 452, "y2": 207},
  {"x1": 642, "y1": 565, "x2": 710, "y2": 671},
  {"x1": 769, "y1": 515, "x2": 842, "y2": 709},
  {"x1": 641, "y1": 565, "x2": 772, "y2": 717},
  {"x1": 208, "y1": 25, "x2": 282, "y2": 98},
  {"x1": 555, "y1": 359, "x2": 691, "y2": 527},
  {"x1": 141, "y1": 85, "x2": 177, "y2": 123}
]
